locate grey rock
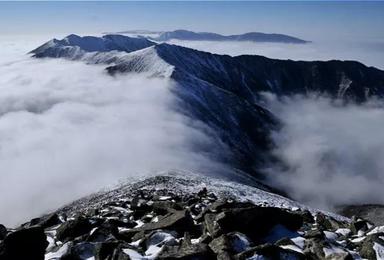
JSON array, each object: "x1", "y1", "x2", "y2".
[
  {"x1": 316, "y1": 213, "x2": 345, "y2": 231},
  {"x1": 56, "y1": 216, "x2": 94, "y2": 242},
  {"x1": 304, "y1": 229, "x2": 325, "y2": 240},
  {"x1": 303, "y1": 237, "x2": 327, "y2": 259},
  {"x1": 119, "y1": 209, "x2": 197, "y2": 242},
  {"x1": 236, "y1": 243, "x2": 305, "y2": 260},
  {"x1": 27, "y1": 213, "x2": 61, "y2": 229},
  {"x1": 157, "y1": 238, "x2": 214, "y2": 259},
  {"x1": 359, "y1": 233, "x2": 384, "y2": 259},
  {"x1": 204, "y1": 213, "x2": 223, "y2": 238},
  {"x1": 151, "y1": 201, "x2": 183, "y2": 215},
  {"x1": 87, "y1": 221, "x2": 118, "y2": 242},
  {"x1": 208, "y1": 206, "x2": 303, "y2": 241},
  {"x1": 61, "y1": 241, "x2": 95, "y2": 260},
  {"x1": 209, "y1": 232, "x2": 251, "y2": 255}
]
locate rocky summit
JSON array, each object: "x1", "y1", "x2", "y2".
[{"x1": 1, "y1": 175, "x2": 384, "y2": 260}]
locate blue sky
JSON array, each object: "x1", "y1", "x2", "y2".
[{"x1": 0, "y1": 1, "x2": 383, "y2": 43}]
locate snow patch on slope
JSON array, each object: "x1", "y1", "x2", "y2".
[
  {"x1": 59, "y1": 172, "x2": 347, "y2": 222},
  {"x1": 108, "y1": 46, "x2": 175, "y2": 77}
]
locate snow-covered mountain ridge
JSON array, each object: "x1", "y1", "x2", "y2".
[
  {"x1": 31, "y1": 34, "x2": 384, "y2": 179},
  {"x1": 32, "y1": 34, "x2": 384, "y2": 101},
  {"x1": 31, "y1": 34, "x2": 156, "y2": 60}
]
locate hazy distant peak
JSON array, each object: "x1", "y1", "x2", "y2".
[{"x1": 151, "y1": 29, "x2": 309, "y2": 44}]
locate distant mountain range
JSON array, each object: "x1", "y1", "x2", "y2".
[
  {"x1": 31, "y1": 34, "x2": 384, "y2": 178},
  {"x1": 149, "y1": 29, "x2": 309, "y2": 44}
]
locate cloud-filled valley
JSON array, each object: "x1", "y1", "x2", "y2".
[
  {"x1": 2, "y1": 34, "x2": 384, "y2": 227},
  {"x1": 0, "y1": 45, "x2": 229, "y2": 226},
  {"x1": 262, "y1": 93, "x2": 384, "y2": 210}
]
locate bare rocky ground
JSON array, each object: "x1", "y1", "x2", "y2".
[{"x1": 1, "y1": 175, "x2": 384, "y2": 260}]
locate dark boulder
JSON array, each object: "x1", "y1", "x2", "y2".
[
  {"x1": 0, "y1": 226, "x2": 48, "y2": 260},
  {"x1": 209, "y1": 232, "x2": 251, "y2": 256},
  {"x1": 56, "y1": 216, "x2": 94, "y2": 242},
  {"x1": 142, "y1": 230, "x2": 178, "y2": 249},
  {"x1": 39, "y1": 213, "x2": 62, "y2": 229},
  {"x1": 275, "y1": 237, "x2": 297, "y2": 246},
  {"x1": 109, "y1": 243, "x2": 144, "y2": 260},
  {"x1": 204, "y1": 206, "x2": 303, "y2": 241},
  {"x1": 304, "y1": 229, "x2": 325, "y2": 240},
  {"x1": 157, "y1": 237, "x2": 214, "y2": 259},
  {"x1": 130, "y1": 197, "x2": 152, "y2": 220},
  {"x1": 120, "y1": 209, "x2": 197, "y2": 242},
  {"x1": 0, "y1": 225, "x2": 7, "y2": 240},
  {"x1": 236, "y1": 243, "x2": 305, "y2": 260},
  {"x1": 110, "y1": 249, "x2": 131, "y2": 260},
  {"x1": 303, "y1": 238, "x2": 328, "y2": 259},
  {"x1": 28, "y1": 213, "x2": 61, "y2": 229},
  {"x1": 304, "y1": 237, "x2": 352, "y2": 260},
  {"x1": 316, "y1": 213, "x2": 345, "y2": 231},
  {"x1": 107, "y1": 218, "x2": 136, "y2": 229},
  {"x1": 359, "y1": 233, "x2": 384, "y2": 259},
  {"x1": 204, "y1": 213, "x2": 223, "y2": 237},
  {"x1": 94, "y1": 241, "x2": 120, "y2": 260},
  {"x1": 152, "y1": 201, "x2": 183, "y2": 215},
  {"x1": 117, "y1": 229, "x2": 140, "y2": 243},
  {"x1": 197, "y1": 187, "x2": 208, "y2": 197},
  {"x1": 87, "y1": 221, "x2": 118, "y2": 242},
  {"x1": 195, "y1": 200, "x2": 254, "y2": 222},
  {"x1": 296, "y1": 210, "x2": 315, "y2": 224},
  {"x1": 61, "y1": 241, "x2": 95, "y2": 260},
  {"x1": 146, "y1": 210, "x2": 194, "y2": 232}
]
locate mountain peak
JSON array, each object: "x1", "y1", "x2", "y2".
[
  {"x1": 150, "y1": 29, "x2": 309, "y2": 44},
  {"x1": 30, "y1": 34, "x2": 156, "y2": 58}
]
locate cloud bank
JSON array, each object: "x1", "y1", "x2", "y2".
[
  {"x1": 0, "y1": 49, "x2": 229, "y2": 226},
  {"x1": 262, "y1": 93, "x2": 384, "y2": 210}
]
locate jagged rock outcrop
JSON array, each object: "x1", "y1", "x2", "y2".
[{"x1": 1, "y1": 175, "x2": 384, "y2": 260}]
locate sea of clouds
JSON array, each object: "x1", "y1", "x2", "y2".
[
  {"x1": 0, "y1": 36, "x2": 229, "y2": 226},
  {"x1": 2, "y1": 34, "x2": 384, "y2": 225},
  {"x1": 261, "y1": 93, "x2": 384, "y2": 210}
]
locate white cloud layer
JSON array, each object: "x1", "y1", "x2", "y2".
[
  {"x1": 2, "y1": 35, "x2": 384, "y2": 226},
  {"x1": 262, "y1": 93, "x2": 384, "y2": 210},
  {"x1": 0, "y1": 41, "x2": 228, "y2": 226}
]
